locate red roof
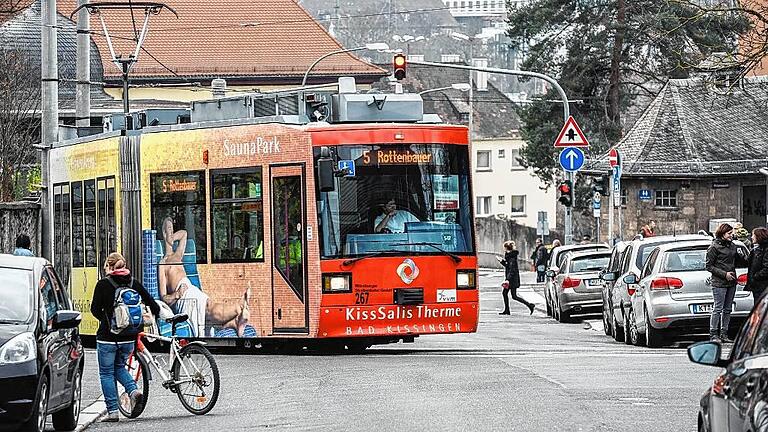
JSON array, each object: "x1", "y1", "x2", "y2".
[{"x1": 52, "y1": 0, "x2": 385, "y2": 83}]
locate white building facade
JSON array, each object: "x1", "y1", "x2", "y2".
[{"x1": 472, "y1": 137, "x2": 556, "y2": 229}]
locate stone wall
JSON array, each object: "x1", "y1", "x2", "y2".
[
  {"x1": 475, "y1": 216, "x2": 561, "y2": 269},
  {"x1": 0, "y1": 202, "x2": 41, "y2": 255}
]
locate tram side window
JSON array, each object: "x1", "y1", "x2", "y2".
[
  {"x1": 211, "y1": 169, "x2": 264, "y2": 263},
  {"x1": 84, "y1": 180, "x2": 97, "y2": 267},
  {"x1": 97, "y1": 178, "x2": 117, "y2": 271},
  {"x1": 151, "y1": 171, "x2": 207, "y2": 263},
  {"x1": 53, "y1": 184, "x2": 72, "y2": 285},
  {"x1": 71, "y1": 181, "x2": 84, "y2": 268}
]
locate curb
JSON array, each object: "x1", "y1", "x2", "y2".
[{"x1": 75, "y1": 397, "x2": 106, "y2": 432}]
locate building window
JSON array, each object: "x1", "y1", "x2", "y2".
[
  {"x1": 498, "y1": 195, "x2": 505, "y2": 205},
  {"x1": 621, "y1": 189, "x2": 628, "y2": 206},
  {"x1": 476, "y1": 196, "x2": 492, "y2": 215},
  {"x1": 498, "y1": 149, "x2": 505, "y2": 158},
  {"x1": 510, "y1": 148, "x2": 523, "y2": 169},
  {"x1": 655, "y1": 189, "x2": 678, "y2": 207},
  {"x1": 211, "y1": 168, "x2": 265, "y2": 263},
  {"x1": 151, "y1": 171, "x2": 208, "y2": 263},
  {"x1": 476, "y1": 150, "x2": 491, "y2": 171},
  {"x1": 510, "y1": 195, "x2": 526, "y2": 215}
]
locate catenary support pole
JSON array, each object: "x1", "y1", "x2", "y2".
[
  {"x1": 76, "y1": 0, "x2": 90, "y2": 128},
  {"x1": 41, "y1": 0, "x2": 58, "y2": 260}
]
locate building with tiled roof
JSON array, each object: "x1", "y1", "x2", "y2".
[
  {"x1": 582, "y1": 76, "x2": 768, "y2": 240},
  {"x1": 3, "y1": 0, "x2": 387, "y2": 105}
]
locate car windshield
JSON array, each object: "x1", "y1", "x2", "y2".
[
  {"x1": 315, "y1": 144, "x2": 474, "y2": 258},
  {"x1": 570, "y1": 255, "x2": 611, "y2": 273},
  {"x1": 0, "y1": 267, "x2": 34, "y2": 322},
  {"x1": 663, "y1": 248, "x2": 708, "y2": 272}
]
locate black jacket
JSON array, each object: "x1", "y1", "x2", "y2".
[
  {"x1": 706, "y1": 239, "x2": 748, "y2": 289},
  {"x1": 500, "y1": 250, "x2": 521, "y2": 289},
  {"x1": 746, "y1": 242, "x2": 768, "y2": 298},
  {"x1": 531, "y1": 245, "x2": 549, "y2": 267},
  {"x1": 90, "y1": 273, "x2": 160, "y2": 342}
]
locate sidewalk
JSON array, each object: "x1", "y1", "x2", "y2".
[{"x1": 65, "y1": 348, "x2": 106, "y2": 432}]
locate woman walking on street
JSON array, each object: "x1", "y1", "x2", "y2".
[
  {"x1": 706, "y1": 223, "x2": 748, "y2": 342},
  {"x1": 91, "y1": 253, "x2": 161, "y2": 422},
  {"x1": 746, "y1": 227, "x2": 768, "y2": 303},
  {"x1": 499, "y1": 241, "x2": 535, "y2": 315}
]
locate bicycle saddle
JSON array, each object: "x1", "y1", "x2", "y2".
[{"x1": 165, "y1": 313, "x2": 189, "y2": 324}]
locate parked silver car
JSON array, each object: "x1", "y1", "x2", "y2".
[
  {"x1": 547, "y1": 250, "x2": 612, "y2": 322},
  {"x1": 606, "y1": 234, "x2": 710, "y2": 344},
  {"x1": 544, "y1": 243, "x2": 609, "y2": 317},
  {"x1": 600, "y1": 241, "x2": 629, "y2": 337},
  {"x1": 624, "y1": 240, "x2": 753, "y2": 347}
]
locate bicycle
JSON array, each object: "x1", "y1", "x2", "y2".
[{"x1": 117, "y1": 313, "x2": 221, "y2": 418}]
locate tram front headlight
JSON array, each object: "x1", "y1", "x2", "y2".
[
  {"x1": 456, "y1": 270, "x2": 476, "y2": 289},
  {"x1": 323, "y1": 274, "x2": 352, "y2": 293}
]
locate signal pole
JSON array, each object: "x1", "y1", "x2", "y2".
[{"x1": 41, "y1": 0, "x2": 58, "y2": 260}]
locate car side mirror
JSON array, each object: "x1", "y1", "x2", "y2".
[
  {"x1": 623, "y1": 274, "x2": 638, "y2": 285},
  {"x1": 601, "y1": 272, "x2": 617, "y2": 282},
  {"x1": 546, "y1": 270, "x2": 557, "y2": 278},
  {"x1": 688, "y1": 341, "x2": 726, "y2": 367},
  {"x1": 51, "y1": 310, "x2": 82, "y2": 331}
]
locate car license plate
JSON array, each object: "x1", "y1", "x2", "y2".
[
  {"x1": 691, "y1": 303, "x2": 736, "y2": 314},
  {"x1": 587, "y1": 279, "x2": 601, "y2": 286},
  {"x1": 691, "y1": 303, "x2": 713, "y2": 314}
]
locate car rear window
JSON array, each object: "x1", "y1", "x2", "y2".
[
  {"x1": 556, "y1": 246, "x2": 607, "y2": 268},
  {"x1": 663, "y1": 249, "x2": 707, "y2": 272},
  {"x1": 0, "y1": 267, "x2": 33, "y2": 322},
  {"x1": 570, "y1": 255, "x2": 610, "y2": 273}
]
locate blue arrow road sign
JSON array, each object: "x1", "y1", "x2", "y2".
[
  {"x1": 338, "y1": 160, "x2": 356, "y2": 177},
  {"x1": 559, "y1": 147, "x2": 585, "y2": 172}
]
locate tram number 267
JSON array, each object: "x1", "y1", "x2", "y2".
[{"x1": 354, "y1": 292, "x2": 369, "y2": 305}]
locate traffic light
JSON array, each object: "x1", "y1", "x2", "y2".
[
  {"x1": 592, "y1": 175, "x2": 609, "y2": 196},
  {"x1": 558, "y1": 180, "x2": 572, "y2": 207},
  {"x1": 393, "y1": 54, "x2": 407, "y2": 80}
]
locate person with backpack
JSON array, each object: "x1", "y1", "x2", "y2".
[{"x1": 91, "y1": 252, "x2": 160, "y2": 422}]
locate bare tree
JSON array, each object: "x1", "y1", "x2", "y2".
[{"x1": 0, "y1": 43, "x2": 41, "y2": 201}]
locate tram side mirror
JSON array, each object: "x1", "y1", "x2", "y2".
[{"x1": 318, "y1": 147, "x2": 336, "y2": 192}]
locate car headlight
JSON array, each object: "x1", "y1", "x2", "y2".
[
  {"x1": 323, "y1": 274, "x2": 352, "y2": 293},
  {"x1": 457, "y1": 270, "x2": 476, "y2": 289},
  {"x1": 0, "y1": 332, "x2": 36, "y2": 365}
]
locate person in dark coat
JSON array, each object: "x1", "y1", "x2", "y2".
[
  {"x1": 706, "y1": 223, "x2": 749, "y2": 342},
  {"x1": 91, "y1": 252, "x2": 160, "y2": 422},
  {"x1": 499, "y1": 241, "x2": 535, "y2": 315},
  {"x1": 530, "y1": 238, "x2": 549, "y2": 283},
  {"x1": 746, "y1": 227, "x2": 768, "y2": 302}
]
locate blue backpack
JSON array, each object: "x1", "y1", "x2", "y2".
[{"x1": 108, "y1": 277, "x2": 144, "y2": 335}]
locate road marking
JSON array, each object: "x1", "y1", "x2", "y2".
[{"x1": 501, "y1": 359, "x2": 567, "y2": 389}]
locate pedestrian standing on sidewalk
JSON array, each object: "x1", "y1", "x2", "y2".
[
  {"x1": 706, "y1": 223, "x2": 748, "y2": 343},
  {"x1": 91, "y1": 252, "x2": 160, "y2": 422},
  {"x1": 499, "y1": 241, "x2": 535, "y2": 315},
  {"x1": 530, "y1": 238, "x2": 549, "y2": 283},
  {"x1": 13, "y1": 234, "x2": 34, "y2": 256},
  {"x1": 745, "y1": 227, "x2": 768, "y2": 303}
]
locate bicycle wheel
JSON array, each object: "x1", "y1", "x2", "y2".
[
  {"x1": 172, "y1": 344, "x2": 220, "y2": 415},
  {"x1": 118, "y1": 351, "x2": 150, "y2": 418}
]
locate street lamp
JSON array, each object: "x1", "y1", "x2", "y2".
[
  {"x1": 301, "y1": 42, "x2": 390, "y2": 87},
  {"x1": 760, "y1": 167, "x2": 768, "y2": 225},
  {"x1": 419, "y1": 83, "x2": 471, "y2": 96}
]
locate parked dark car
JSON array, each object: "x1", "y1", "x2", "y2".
[
  {"x1": 0, "y1": 255, "x2": 84, "y2": 432},
  {"x1": 689, "y1": 291, "x2": 768, "y2": 432}
]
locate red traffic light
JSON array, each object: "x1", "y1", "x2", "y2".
[
  {"x1": 393, "y1": 54, "x2": 407, "y2": 80},
  {"x1": 558, "y1": 182, "x2": 571, "y2": 194}
]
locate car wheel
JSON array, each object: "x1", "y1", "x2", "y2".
[
  {"x1": 602, "y1": 304, "x2": 612, "y2": 336},
  {"x1": 20, "y1": 374, "x2": 49, "y2": 432},
  {"x1": 698, "y1": 413, "x2": 709, "y2": 432},
  {"x1": 623, "y1": 310, "x2": 633, "y2": 345},
  {"x1": 557, "y1": 300, "x2": 570, "y2": 323},
  {"x1": 645, "y1": 309, "x2": 666, "y2": 348},
  {"x1": 52, "y1": 367, "x2": 81, "y2": 431},
  {"x1": 612, "y1": 311, "x2": 625, "y2": 342},
  {"x1": 629, "y1": 308, "x2": 643, "y2": 346}
]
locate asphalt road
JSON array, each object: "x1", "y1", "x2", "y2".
[{"x1": 77, "y1": 271, "x2": 721, "y2": 432}]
